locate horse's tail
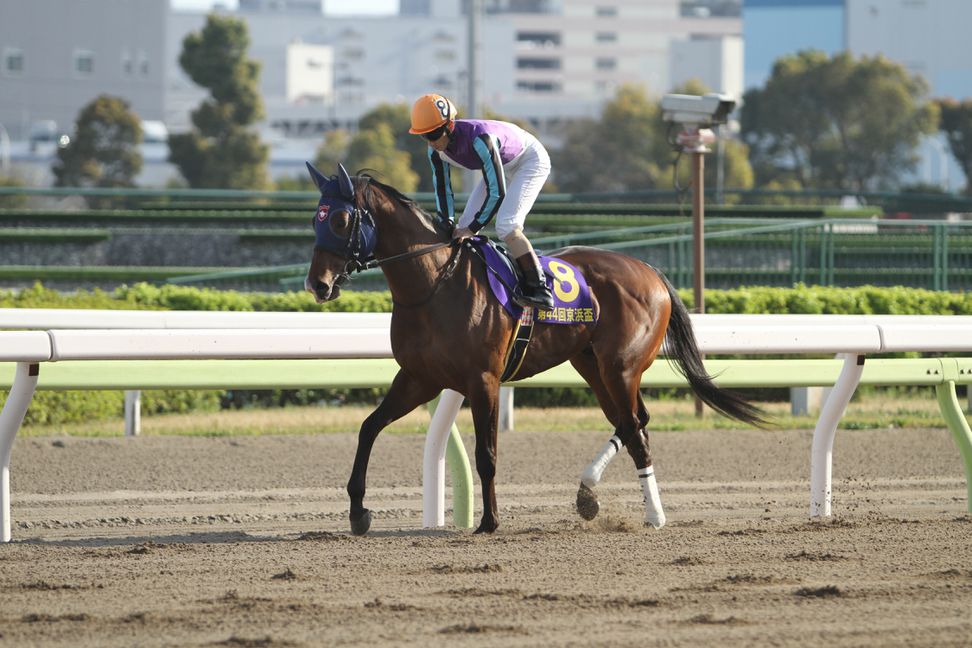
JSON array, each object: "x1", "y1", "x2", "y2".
[{"x1": 659, "y1": 272, "x2": 769, "y2": 427}]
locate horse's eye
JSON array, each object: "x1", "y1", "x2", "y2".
[{"x1": 328, "y1": 211, "x2": 352, "y2": 236}]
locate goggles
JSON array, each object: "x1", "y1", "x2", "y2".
[{"x1": 422, "y1": 125, "x2": 449, "y2": 141}]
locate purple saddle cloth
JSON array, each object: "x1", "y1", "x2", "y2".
[{"x1": 473, "y1": 238, "x2": 597, "y2": 325}]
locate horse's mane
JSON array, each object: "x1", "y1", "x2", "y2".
[
  {"x1": 358, "y1": 173, "x2": 421, "y2": 213},
  {"x1": 357, "y1": 172, "x2": 440, "y2": 234}
]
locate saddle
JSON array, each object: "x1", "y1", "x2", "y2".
[{"x1": 467, "y1": 237, "x2": 598, "y2": 381}]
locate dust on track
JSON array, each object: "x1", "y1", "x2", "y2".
[{"x1": 2, "y1": 427, "x2": 971, "y2": 647}]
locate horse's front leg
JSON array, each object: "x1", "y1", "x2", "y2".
[
  {"x1": 347, "y1": 369, "x2": 438, "y2": 535},
  {"x1": 466, "y1": 376, "x2": 501, "y2": 534}
]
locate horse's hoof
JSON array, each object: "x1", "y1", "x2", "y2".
[
  {"x1": 350, "y1": 509, "x2": 372, "y2": 536},
  {"x1": 576, "y1": 483, "x2": 599, "y2": 521},
  {"x1": 473, "y1": 520, "x2": 498, "y2": 534},
  {"x1": 644, "y1": 514, "x2": 667, "y2": 530}
]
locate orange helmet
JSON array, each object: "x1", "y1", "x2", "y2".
[{"x1": 409, "y1": 93, "x2": 457, "y2": 134}]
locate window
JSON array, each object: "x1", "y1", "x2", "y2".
[
  {"x1": 595, "y1": 57, "x2": 616, "y2": 70},
  {"x1": 122, "y1": 51, "x2": 134, "y2": 75},
  {"x1": 516, "y1": 80, "x2": 561, "y2": 93},
  {"x1": 74, "y1": 49, "x2": 94, "y2": 76},
  {"x1": 3, "y1": 48, "x2": 24, "y2": 75},
  {"x1": 137, "y1": 50, "x2": 149, "y2": 76},
  {"x1": 432, "y1": 74, "x2": 454, "y2": 88},
  {"x1": 595, "y1": 31, "x2": 617, "y2": 44},
  {"x1": 335, "y1": 75, "x2": 364, "y2": 87},
  {"x1": 435, "y1": 49, "x2": 456, "y2": 62},
  {"x1": 516, "y1": 57, "x2": 561, "y2": 70},
  {"x1": 595, "y1": 80, "x2": 616, "y2": 95},
  {"x1": 595, "y1": 6, "x2": 617, "y2": 17},
  {"x1": 516, "y1": 31, "x2": 561, "y2": 48}
]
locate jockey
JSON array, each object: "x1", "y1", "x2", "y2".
[{"x1": 409, "y1": 93, "x2": 555, "y2": 309}]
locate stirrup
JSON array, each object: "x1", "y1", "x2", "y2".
[{"x1": 514, "y1": 287, "x2": 554, "y2": 309}]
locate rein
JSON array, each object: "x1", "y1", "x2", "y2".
[
  {"x1": 389, "y1": 242, "x2": 465, "y2": 308},
  {"x1": 359, "y1": 241, "x2": 454, "y2": 271}
]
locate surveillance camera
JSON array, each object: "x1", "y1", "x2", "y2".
[{"x1": 661, "y1": 92, "x2": 736, "y2": 126}]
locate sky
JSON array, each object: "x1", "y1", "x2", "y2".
[{"x1": 170, "y1": 0, "x2": 398, "y2": 14}]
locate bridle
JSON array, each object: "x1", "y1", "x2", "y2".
[{"x1": 315, "y1": 181, "x2": 462, "y2": 292}]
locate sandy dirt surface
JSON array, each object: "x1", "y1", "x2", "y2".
[{"x1": 2, "y1": 425, "x2": 971, "y2": 647}]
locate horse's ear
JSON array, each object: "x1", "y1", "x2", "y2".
[
  {"x1": 337, "y1": 163, "x2": 355, "y2": 201},
  {"x1": 305, "y1": 161, "x2": 330, "y2": 193}
]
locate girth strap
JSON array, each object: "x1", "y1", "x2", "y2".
[{"x1": 500, "y1": 306, "x2": 535, "y2": 383}]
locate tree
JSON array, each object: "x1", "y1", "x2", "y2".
[
  {"x1": 936, "y1": 98, "x2": 972, "y2": 195},
  {"x1": 359, "y1": 102, "x2": 434, "y2": 191},
  {"x1": 346, "y1": 123, "x2": 419, "y2": 192},
  {"x1": 741, "y1": 50, "x2": 939, "y2": 192},
  {"x1": 168, "y1": 14, "x2": 269, "y2": 189},
  {"x1": 307, "y1": 129, "x2": 350, "y2": 180},
  {"x1": 52, "y1": 95, "x2": 142, "y2": 189},
  {"x1": 553, "y1": 84, "x2": 669, "y2": 193},
  {"x1": 552, "y1": 82, "x2": 754, "y2": 196}
]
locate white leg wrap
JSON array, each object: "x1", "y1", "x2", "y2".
[
  {"x1": 638, "y1": 466, "x2": 666, "y2": 529},
  {"x1": 581, "y1": 435, "x2": 622, "y2": 488}
]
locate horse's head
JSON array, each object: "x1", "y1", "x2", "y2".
[{"x1": 304, "y1": 162, "x2": 377, "y2": 303}]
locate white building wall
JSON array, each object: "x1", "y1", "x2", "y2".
[
  {"x1": 500, "y1": 0, "x2": 740, "y2": 134},
  {"x1": 0, "y1": 0, "x2": 166, "y2": 140},
  {"x1": 286, "y1": 42, "x2": 333, "y2": 104},
  {"x1": 846, "y1": 0, "x2": 972, "y2": 101},
  {"x1": 670, "y1": 35, "x2": 743, "y2": 99},
  {"x1": 3, "y1": 0, "x2": 742, "y2": 184}
]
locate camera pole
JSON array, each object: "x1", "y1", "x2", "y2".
[
  {"x1": 676, "y1": 126, "x2": 716, "y2": 314},
  {"x1": 661, "y1": 92, "x2": 736, "y2": 419},
  {"x1": 691, "y1": 149, "x2": 705, "y2": 314},
  {"x1": 676, "y1": 126, "x2": 716, "y2": 417}
]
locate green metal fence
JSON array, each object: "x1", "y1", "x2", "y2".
[
  {"x1": 546, "y1": 218, "x2": 972, "y2": 291},
  {"x1": 170, "y1": 217, "x2": 972, "y2": 293}
]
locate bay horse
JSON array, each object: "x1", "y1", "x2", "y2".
[{"x1": 304, "y1": 163, "x2": 765, "y2": 535}]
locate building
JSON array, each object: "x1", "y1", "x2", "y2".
[
  {"x1": 847, "y1": 0, "x2": 972, "y2": 102},
  {"x1": 1, "y1": 0, "x2": 742, "y2": 184},
  {"x1": 0, "y1": 0, "x2": 166, "y2": 141}
]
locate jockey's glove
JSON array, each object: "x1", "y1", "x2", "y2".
[
  {"x1": 435, "y1": 214, "x2": 455, "y2": 235},
  {"x1": 452, "y1": 226, "x2": 474, "y2": 242}
]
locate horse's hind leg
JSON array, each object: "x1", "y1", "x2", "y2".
[
  {"x1": 347, "y1": 369, "x2": 439, "y2": 535},
  {"x1": 626, "y1": 389, "x2": 665, "y2": 529},
  {"x1": 570, "y1": 352, "x2": 624, "y2": 521},
  {"x1": 595, "y1": 360, "x2": 666, "y2": 529}
]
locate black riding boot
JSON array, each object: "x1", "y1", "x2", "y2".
[{"x1": 514, "y1": 252, "x2": 555, "y2": 309}]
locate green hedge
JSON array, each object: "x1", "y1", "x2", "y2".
[
  {"x1": 3, "y1": 282, "x2": 970, "y2": 426},
  {"x1": 2, "y1": 281, "x2": 969, "y2": 315},
  {"x1": 0, "y1": 282, "x2": 394, "y2": 312},
  {"x1": 20, "y1": 390, "x2": 221, "y2": 426}
]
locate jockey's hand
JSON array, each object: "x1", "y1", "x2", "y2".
[
  {"x1": 436, "y1": 213, "x2": 454, "y2": 230},
  {"x1": 452, "y1": 226, "x2": 474, "y2": 242}
]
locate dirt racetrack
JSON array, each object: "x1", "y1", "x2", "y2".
[{"x1": 2, "y1": 425, "x2": 971, "y2": 647}]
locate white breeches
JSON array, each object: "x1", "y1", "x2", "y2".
[{"x1": 459, "y1": 137, "x2": 551, "y2": 240}]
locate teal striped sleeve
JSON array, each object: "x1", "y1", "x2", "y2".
[
  {"x1": 428, "y1": 148, "x2": 454, "y2": 220},
  {"x1": 469, "y1": 135, "x2": 506, "y2": 233}
]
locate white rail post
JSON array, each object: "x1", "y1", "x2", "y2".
[
  {"x1": 1, "y1": 363, "x2": 40, "y2": 542},
  {"x1": 498, "y1": 386, "x2": 514, "y2": 433},
  {"x1": 124, "y1": 390, "x2": 141, "y2": 437},
  {"x1": 423, "y1": 389, "x2": 465, "y2": 528},
  {"x1": 809, "y1": 353, "x2": 865, "y2": 518}
]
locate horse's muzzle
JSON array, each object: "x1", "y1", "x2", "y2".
[{"x1": 304, "y1": 276, "x2": 340, "y2": 303}]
